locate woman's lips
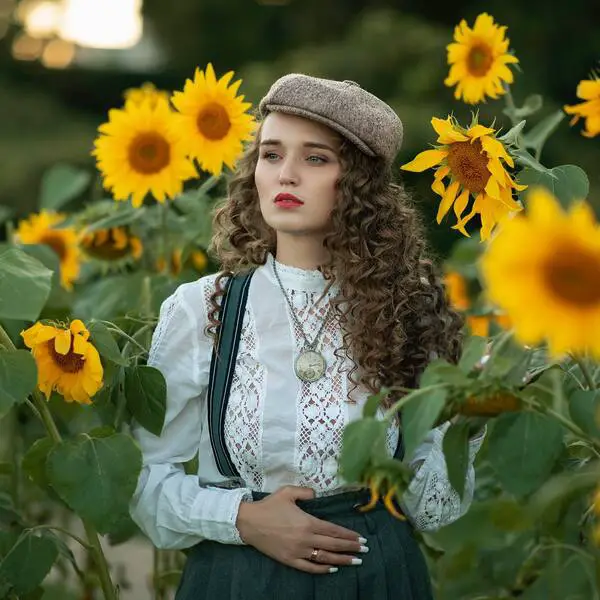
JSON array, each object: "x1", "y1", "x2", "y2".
[{"x1": 274, "y1": 193, "x2": 304, "y2": 207}]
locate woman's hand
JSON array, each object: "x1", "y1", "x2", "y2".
[{"x1": 236, "y1": 485, "x2": 368, "y2": 574}]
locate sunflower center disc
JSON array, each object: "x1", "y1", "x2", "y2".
[
  {"x1": 447, "y1": 139, "x2": 490, "y2": 193},
  {"x1": 197, "y1": 102, "x2": 231, "y2": 140},
  {"x1": 129, "y1": 133, "x2": 171, "y2": 174},
  {"x1": 39, "y1": 232, "x2": 68, "y2": 260},
  {"x1": 544, "y1": 248, "x2": 600, "y2": 307},
  {"x1": 467, "y1": 43, "x2": 494, "y2": 77},
  {"x1": 48, "y1": 340, "x2": 86, "y2": 373}
]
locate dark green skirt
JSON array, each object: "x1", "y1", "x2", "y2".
[{"x1": 174, "y1": 489, "x2": 433, "y2": 600}]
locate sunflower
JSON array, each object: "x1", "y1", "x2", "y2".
[
  {"x1": 123, "y1": 82, "x2": 170, "y2": 109},
  {"x1": 445, "y1": 13, "x2": 519, "y2": 104},
  {"x1": 92, "y1": 98, "x2": 197, "y2": 208},
  {"x1": 444, "y1": 270, "x2": 511, "y2": 336},
  {"x1": 15, "y1": 211, "x2": 81, "y2": 290},
  {"x1": 564, "y1": 76, "x2": 600, "y2": 138},
  {"x1": 401, "y1": 116, "x2": 525, "y2": 241},
  {"x1": 190, "y1": 248, "x2": 209, "y2": 273},
  {"x1": 21, "y1": 320, "x2": 104, "y2": 405},
  {"x1": 80, "y1": 226, "x2": 143, "y2": 265},
  {"x1": 481, "y1": 187, "x2": 600, "y2": 359},
  {"x1": 156, "y1": 248, "x2": 183, "y2": 277},
  {"x1": 171, "y1": 63, "x2": 255, "y2": 176}
]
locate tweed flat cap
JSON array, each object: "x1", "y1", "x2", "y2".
[{"x1": 258, "y1": 74, "x2": 403, "y2": 165}]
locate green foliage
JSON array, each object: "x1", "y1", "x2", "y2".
[
  {"x1": 488, "y1": 412, "x2": 564, "y2": 498},
  {"x1": 0, "y1": 249, "x2": 53, "y2": 321},
  {"x1": 124, "y1": 365, "x2": 167, "y2": 436},
  {"x1": 39, "y1": 164, "x2": 92, "y2": 211},
  {"x1": 46, "y1": 428, "x2": 142, "y2": 534},
  {"x1": 0, "y1": 350, "x2": 37, "y2": 418}
]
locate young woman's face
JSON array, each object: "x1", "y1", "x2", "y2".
[{"x1": 255, "y1": 112, "x2": 342, "y2": 238}]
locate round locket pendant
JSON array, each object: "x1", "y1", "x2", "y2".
[{"x1": 294, "y1": 349, "x2": 327, "y2": 382}]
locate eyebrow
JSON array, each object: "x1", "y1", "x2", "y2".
[{"x1": 259, "y1": 139, "x2": 338, "y2": 153}]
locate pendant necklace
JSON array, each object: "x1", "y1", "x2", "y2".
[{"x1": 271, "y1": 256, "x2": 332, "y2": 383}]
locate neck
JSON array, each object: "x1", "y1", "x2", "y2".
[{"x1": 275, "y1": 234, "x2": 328, "y2": 270}]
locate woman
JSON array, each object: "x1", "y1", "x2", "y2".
[{"x1": 130, "y1": 74, "x2": 485, "y2": 599}]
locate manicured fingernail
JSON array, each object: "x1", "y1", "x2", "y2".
[
  {"x1": 359, "y1": 545, "x2": 369, "y2": 553},
  {"x1": 358, "y1": 536, "x2": 367, "y2": 544},
  {"x1": 329, "y1": 567, "x2": 338, "y2": 574},
  {"x1": 351, "y1": 558, "x2": 363, "y2": 566}
]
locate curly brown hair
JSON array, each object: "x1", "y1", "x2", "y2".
[{"x1": 207, "y1": 121, "x2": 463, "y2": 405}]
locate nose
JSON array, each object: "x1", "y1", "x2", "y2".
[{"x1": 278, "y1": 158, "x2": 299, "y2": 186}]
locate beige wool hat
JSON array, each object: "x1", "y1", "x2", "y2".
[{"x1": 258, "y1": 74, "x2": 403, "y2": 166}]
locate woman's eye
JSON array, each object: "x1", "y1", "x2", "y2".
[
  {"x1": 307, "y1": 155, "x2": 328, "y2": 164},
  {"x1": 261, "y1": 151, "x2": 280, "y2": 160}
]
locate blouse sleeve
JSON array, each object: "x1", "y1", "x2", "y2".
[
  {"x1": 129, "y1": 281, "x2": 252, "y2": 550},
  {"x1": 400, "y1": 422, "x2": 485, "y2": 531}
]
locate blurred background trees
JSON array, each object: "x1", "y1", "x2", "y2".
[{"x1": 0, "y1": 0, "x2": 598, "y2": 254}]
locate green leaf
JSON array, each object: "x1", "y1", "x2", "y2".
[
  {"x1": 512, "y1": 148, "x2": 549, "y2": 173},
  {"x1": 420, "y1": 359, "x2": 469, "y2": 387},
  {"x1": 522, "y1": 109, "x2": 565, "y2": 153},
  {"x1": 87, "y1": 321, "x2": 128, "y2": 366},
  {"x1": 519, "y1": 164, "x2": 589, "y2": 210},
  {"x1": 83, "y1": 203, "x2": 146, "y2": 233},
  {"x1": 442, "y1": 422, "x2": 470, "y2": 499},
  {"x1": 402, "y1": 387, "x2": 447, "y2": 459},
  {"x1": 512, "y1": 94, "x2": 543, "y2": 119},
  {"x1": 458, "y1": 336, "x2": 487, "y2": 374},
  {"x1": 498, "y1": 119, "x2": 526, "y2": 146},
  {"x1": 0, "y1": 248, "x2": 53, "y2": 320},
  {"x1": 125, "y1": 365, "x2": 167, "y2": 436},
  {"x1": 339, "y1": 418, "x2": 388, "y2": 483},
  {"x1": 488, "y1": 412, "x2": 564, "y2": 498},
  {"x1": 21, "y1": 438, "x2": 64, "y2": 505},
  {"x1": 46, "y1": 430, "x2": 142, "y2": 534},
  {"x1": 0, "y1": 531, "x2": 58, "y2": 594},
  {"x1": 39, "y1": 164, "x2": 91, "y2": 210},
  {"x1": 0, "y1": 349, "x2": 37, "y2": 418},
  {"x1": 569, "y1": 390, "x2": 600, "y2": 438},
  {"x1": 73, "y1": 272, "x2": 145, "y2": 320},
  {"x1": 362, "y1": 389, "x2": 389, "y2": 418}
]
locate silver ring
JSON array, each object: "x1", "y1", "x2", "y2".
[{"x1": 309, "y1": 548, "x2": 320, "y2": 562}]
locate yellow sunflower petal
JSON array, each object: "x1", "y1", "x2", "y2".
[
  {"x1": 401, "y1": 149, "x2": 448, "y2": 172},
  {"x1": 54, "y1": 330, "x2": 72, "y2": 355}
]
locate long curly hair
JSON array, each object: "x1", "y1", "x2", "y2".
[{"x1": 207, "y1": 120, "x2": 463, "y2": 405}]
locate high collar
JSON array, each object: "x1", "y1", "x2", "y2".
[{"x1": 261, "y1": 253, "x2": 332, "y2": 293}]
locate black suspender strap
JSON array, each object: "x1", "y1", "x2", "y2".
[
  {"x1": 207, "y1": 270, "x2": 254, "y2": 478},
  {"x1": 206, "y1": 268, "x2": 405, "y2": 477}
]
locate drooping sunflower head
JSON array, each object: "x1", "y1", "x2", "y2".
[
  {"x1": 401, "y1": 116, "x2": 525, "y2": 241},
  {"x1": 481, "y1": 187, "x2": 600, "y2": 359},
  {"x1": 564, "y1": 74, "x2": 600, "y2": 138},
  {"x1": 15, "y1": 211, "x2": 81, "y2": 290},
  {"x1": 80, "y1": 226, "x2": 143, "y2": 267},
  {"x1": 445, "y1": 13, "x2": 519, "y2": 105},
  {"x1": 92, "y1": 99, "x2": 197, "y2": 208},
  {"x1": 21, "y1": 319, "x2": 104, "y2": 404},
  {"x1": 123, "y1": 82, "x2": 170, "y2": 110},
  {"x1": 171, "y1": 63, "x2": 256, "y2": 176},
  {"x1": 156, "y1": 248, "x2": 183, "y2": 277}
]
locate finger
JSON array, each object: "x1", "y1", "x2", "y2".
[
  {"x1": 292, "y1": 559, "x2": 339, "y2": 575},
  {"x1": 277, "y1": 485, "x2": 316, "y2": 502},
  {"x1": 311, "y1": 534, "x2": 369, "y2": 555},
  {"x1": 310, "y1": 516, "x2": 364, "y2": 541},
  {"x1": 310, "y1": 549, "x2": 363, "y2": 567}
]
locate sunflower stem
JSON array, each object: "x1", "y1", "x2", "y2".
[
  {"x1": 29, "y1": 392, "x2": 118, "y2": 600},
  {"x1": 504, "y1": 86, "x2": 520, "y2": 128},
  {"x1": 161, "y1": 201, "x2": 169, "y2": 267},
  {"x1": 570, "y1": 354, "x2": 597, "y2": 390}
]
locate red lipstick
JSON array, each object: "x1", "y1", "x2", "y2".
[{"x1": 274, "y1": 193, "x2": 304, "y2": 208}]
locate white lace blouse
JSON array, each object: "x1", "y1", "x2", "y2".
[{"x1": 129, "y1": 255, "x2": 485, "y2": 550}]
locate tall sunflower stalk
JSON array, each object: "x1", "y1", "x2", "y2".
[{"x1": 0, "y1": 324, "x2": 118, "y2": 600}]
